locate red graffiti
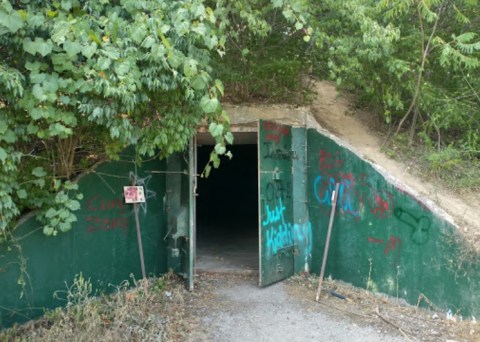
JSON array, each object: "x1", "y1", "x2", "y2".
[
  {"x1": 85, "y1": 195, "x2": 129, "y2": 234},
  {"x1": 319, "y1": 150, "x2": 331, "y2": 170},
  {"x1": 86, "y1": 216, "x2": 128, "y2": 235},
  {"x1": 369, "y1": 236, "x2": 401, "y2": 255},
  {"x1": 371, "y1": 195, "x2": 390, "y2": 218},
  {"x1": 319, "y1": 149, "x2": 343, "y2": 171},
  {"x1": 263, "y1": 121, "x2": 290, "y2": 144},
  {"x1": 384, "y1": 236, "x2": 401, "y2": 255},
  {"x1": 86, "y1": 195, "x2": 125, "y2": 212}
]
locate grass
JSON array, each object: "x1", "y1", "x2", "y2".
[
  {"x1": 0, "y1": 272, "x2": 190, "y2": 342},
  {"x1": 383, "y1": 133, "x2": 480, "y2": 192}
]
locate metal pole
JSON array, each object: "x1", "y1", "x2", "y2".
[
  {"x1": 134, "y1": 203, "x2": 147, "y2": 279},
  {"x1": 316, "y1": 182, "x2": 340, "y2": 302}
]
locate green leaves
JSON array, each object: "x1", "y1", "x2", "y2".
[
  {"x1": 23, "y1": 38, "x2": 54, "y2": 57},
  {"x1": 64, "y1": 41, "x2": 83, "y2": 57},
  {"x1": 82, "y1": 43, "x2": 98, "y2": 59},
  {"x1": 0, "y1": 6, "x2": 23, "y2": 34},
  {"x1": 313, "y1": 0, "x2": 480, "y2": 164},
  {"x1": 0, "y1": 147, "x2": 7, "y2": 162},
  {"x1": 32, "y1": 167, "x2": 47, "y2": 178},
  {"x1": 208, "y1": 122, "x2": 224, "y2": 137},
  {"x1": 1, "y1": 0, "x2": 317, "y2": 239},
  {"x1": 16, "y1": 189, "x2": 27, "y2": 199},
  {"x1": 200, "y1": 96, "x2": 219, "y2": 114},
  {"x1": 183, "y1": 59, "x2": 198, "y2": 78},
  {"x1": 214, "y1": 143, "x2": 226, "y2": 155}
]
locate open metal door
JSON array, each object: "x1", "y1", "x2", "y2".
[
  {"x1": 165, "y1": 139, "x2": 196, "y2": 290},
  {"x1": 258, "y1": 120, "x2": 296, "y2": 286}
]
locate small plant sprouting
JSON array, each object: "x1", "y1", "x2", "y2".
[
  {"x1": 53, "y1": 273, "x2": 93, "y2": 307},
  {"x1": 366, "y1": 258, "x2": 373, "y2": 291}
]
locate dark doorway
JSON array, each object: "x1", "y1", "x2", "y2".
[{"x1": 196, "y1": 144, "x2": 259, "y2": 273}]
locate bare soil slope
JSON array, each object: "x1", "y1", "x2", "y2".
[{"x1": 310, "y1": 81, "x2": 480, "y2": 250}]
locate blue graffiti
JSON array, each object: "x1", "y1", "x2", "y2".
[
  {"x1": 262, "y1": 198, "x2": 286, "y2": 226},
  {"x1": 313, "y1": 174, "x2": 360, "y2": 219},
  {"x1": 262, "y1": 198, "x2": 312, "y2": 259},
  {"x1": 314, "y1": 175, "x2": 336, "y2": 206},
  {"x1": 265, "y1": 221, "x2": 312, "y2": 259}
]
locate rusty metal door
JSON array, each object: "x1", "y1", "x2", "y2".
[
  {"x1": 258, "y1": 120, "x2": 296, "y2": 286},
  {"x1": 165, "y1": 139, "x2": 195, "y2": 290}
]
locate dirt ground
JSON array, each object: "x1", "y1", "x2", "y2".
[
  {"x1": 309, "y1": 81, "x2": 480, "y2": 251},
  {"x1": 4, "y1": 272, "x2": 477, "y2": 341},
  {"x1": 175, "y1": 273, "x2": 478, "y2": 342}
]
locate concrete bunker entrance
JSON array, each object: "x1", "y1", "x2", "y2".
[{"x1": 196, "y1": 132, "x2": 259, "y2": 273}]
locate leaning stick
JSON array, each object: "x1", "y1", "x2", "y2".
[{"x1": 316, "y1": 182, "x2": 340, "y2": 302}]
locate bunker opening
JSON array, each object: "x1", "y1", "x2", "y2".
[{"x1": 196, "y1": 132, "x2": 259, "y2": 273}]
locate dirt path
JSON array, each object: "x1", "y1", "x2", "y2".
[
  {"x1": 309, "y1": 81, "x2": 480, "y2": 250},
  {"x1": 182, "y1": 273, "x2": 406, "y2": 342},
  {"x1": 4, "y1": 272, "x2": 475, "y2": 341}
]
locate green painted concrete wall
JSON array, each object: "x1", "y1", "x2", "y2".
[
  {"x1": 307, "y1": 128, "x2": 480, "y2": 317},
  {"x1": 0, "y1": 152, "x2": 168, "y2": 328},
  {"x1": 2, "y1": 124, "x2": 479, "y2": 328}
]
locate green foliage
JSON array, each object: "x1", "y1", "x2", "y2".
[
  {"x1": 310, "y1": 0, "x2": 479, "y2": 181},
  {"x1": 0, "y1": 0, "x2": 312, "y2": 240},
  {"x1": 211, "y1": 0, "x2": 313, "y2": 103},
  {"x1": 425, "y1": 145, "x2": 463, "y2": 174}
]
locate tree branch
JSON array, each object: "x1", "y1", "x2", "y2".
[{"x1": 395, "y1": 3, "x2": 444, "y2": 137}]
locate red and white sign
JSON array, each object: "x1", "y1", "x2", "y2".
[{"x1": 123, "y1": 186, "x2": 145, "y2": 203}]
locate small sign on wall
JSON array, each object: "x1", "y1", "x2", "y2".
[{"x1": 123, "y1": 186, "x2": 145, "y2": 203}]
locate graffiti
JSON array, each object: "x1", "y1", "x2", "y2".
[
  {"x1": 394, "y1": 208, "x2": 431, "y2": 244},
  {"x1": 86, "y1": 195, "x2": 125, "y2": 211},
  {"x1": 265, "y1": 181, "x2": 291, "y2": 202},
  {"x1": 263, "y1": 121, "x2": 290, "y2": 144},
  {"x1": 319, "y1": 149, "x2": 343, "y2": 171},
  {"x1": 85, "y1": 195, "x2": 129, "y2": 235},
  {"x1": 263, "y1": 142, "x2": 296, "y2": 160},
  {"x1": 266, "y1": 223, "x2": 291, "y2": 255},
  {"x1": 86, "y1": 216, "x2": 128, "y2": 234},
  {"x1": 266, "y1": 221, "x2": 312, "y2": 259},
  {"x1": 371, "y1": 193, "x2": 392, "y2": 218},
  {"x1": 368, "y1": 235, "x2": 402, "y2": 268},
  {"x1": 262, "y1": 197, "x2": 312, "y2": 260},
  {"x1": 368, "y1": 235, "x2": 401, "y2": 255},
  {"x1": 313, "y1": 174, "x2": 361, "y2": 219},
  {"x1": 262, "y1": 198, "x2": 286, "y2": 227},
  {"x1": 313, "y1": 163, "x2": 394, "y2": 220},
  {"x1": 368, "y1": 237, "x2": 385, "y2": 243},
  {"x1": 384, "y1": 236, "x2": 402, "y2": 255}
]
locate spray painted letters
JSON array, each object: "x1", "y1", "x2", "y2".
[
  {"x1": 85, "y1": 195, "x2": 129, "y2": 234},
  {"x1": 263, "y1": 198, "x2": 312, "y2": 259}
]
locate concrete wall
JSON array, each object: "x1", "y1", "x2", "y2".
[
  {"x1": 307, "y1": 128, "x2": 480, "y2": 317},
  {"x1": 0, "y1": 152, "x2": 168, "y2": 328},
  {"x1": 2, "y1": 114, "x2": 479, "y2": 327}
]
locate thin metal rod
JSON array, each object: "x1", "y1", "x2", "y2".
[
  {"x1": 134, "y1": 203, "x2": 147, "y2": 279},
  {"x1": 316, "y1": 182, "x2": 340, "y2": 301}
]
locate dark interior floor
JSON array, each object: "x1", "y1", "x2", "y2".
[{"x1": 196, "y1": 144, "x2": 259, "y2": 273}]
